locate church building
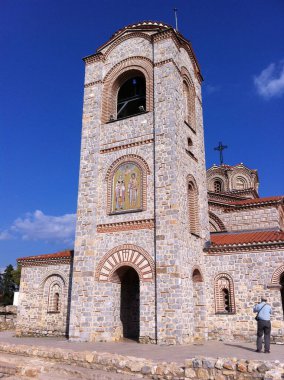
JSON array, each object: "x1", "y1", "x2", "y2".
[{"x1": 16, "y1": 21, "x2": 284, "y2": 345}]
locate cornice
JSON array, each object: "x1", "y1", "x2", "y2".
[
  {"x1": 100, "y1": 138, "x2": 154, "y2": 154},
  {"x1": 84, "y1": 80, "x2": 102, "y2": 88},
  {"x1": 18, "y1": 257, "x2": 72, "y2": 267},
  {"x1": 83, "y1": 52, "x2": 105, "y2": 65},
  {"x1": 97, "y1": 219, "x2": 155, "y2": 233},
  {"x1": 205, "y1": 240, "x2": 284, "y2": 254}
]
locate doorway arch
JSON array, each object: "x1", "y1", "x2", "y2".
[{"x1": 114, "y1": 266, "x2": 140, "y2": 340}]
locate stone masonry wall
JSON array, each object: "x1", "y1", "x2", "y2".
[
  {"x1": 16, "y1": 263, "x2": 71, "y2": 337},
  {"x1": 205, "y1": 249, "x2": 284, "y2": 343},
  {"x1": 0, "y1": 306, "x2": 17, "y2": 330},
  {"x1": 209, "y1": 204, "x2": 281, "y2": 232},
  {"x1": 70, "y1": 28, "x2": 210, "y2": 344}
]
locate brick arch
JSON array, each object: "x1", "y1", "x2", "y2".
[
  {"x1": 181, "y1": 66, "x2": 196, "y2": 130},
  {"x1": 209, "y1": 211, "x2": 226, "y2": 232},
  {"x1": 271, "y1": 265, "x2": 284, "y2": 285},
  {"x1": 104, "y1": 32, "x2": 152, "y2": 59},
  {"x1": 214, "y1": 273, "x2": 236, "y2": 314},
  {"x1": 40, "y1": 271, "x2": 68, "y2": 288},
  {"x1": 96, "y1": 244, "x2": 154, "y2": 283},
  {"x1": 187, "y1": 174, "x2": 199, "y2": 235},
  {"x1": 41, "y1": 274, "x2": 66, "y2": 313},
  {"x1": 102, "y1": 56, "x2": 153, "y2": 123},
  {"x1": 208, "y1": 174, "x2": 228, "y2": 192},
  {"x1": 105, "y1": 154, "x2": 150, "y2": 214}
]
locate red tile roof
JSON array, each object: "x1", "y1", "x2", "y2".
[
  {"x1": 17, "y1": 250, "x2": 73, "y2": 262},
  {"x1": 210, "y1": 231, "x2": 284, "y2": 247},
  {"x1": 229, "y1": 196, "x2": 283, "y2": 206}
]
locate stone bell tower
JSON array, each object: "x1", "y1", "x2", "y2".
[{"x1": 69, "y1": 21, "x2": 210, "y2": 344}]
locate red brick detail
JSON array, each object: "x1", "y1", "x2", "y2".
[
  {"x1": 100, "y1": 138, "x2": 154, "y2": 154},
  {"x1": 228, "y1": 196, "x2": 284, "y2": 207},
  {"x1": 211, "y1": 231, "x2": 284, "y2": 246},
  {"x1": 154, "y1": 59, "x2": 180, "y2": 75},
  {"x1": 101, "y1": 56, "x2": 153, "y2": 124},
  {"x1": 209, "y1": 211, "x2": 226, "y2": 232},
  {"x1": 214, "y1": 273, "x2": 236, "y2": 314},
  {"x1": 84, "y1": 80, "x2": 102, "y2": 88},
  {"x1": 271, "y1": 265, "x2": 284, "y2": 285},
  {"x1": 17, "y1": 250, "x2": 73, "y2": 267},
  {"x1": 187, "y1": 174, "x2": 199, "y2": 235},
  {"x1": 105, "y1": 154, "x2": 150, "y2": 215},
  {"x1": 96, "y1": 244, "x2": 154, "y2": 283},
  {"x1": 181, "y1": 67, "x2": 196, "y2": 131},
  {"x1": 97, "y1": 219, "x2": 154, "y2": 233},
  {"x1": 83, "y1": 52, "x2": 105, "y2": 65}
]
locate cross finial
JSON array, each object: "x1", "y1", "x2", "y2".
[{"x1": 214, "y1": 141, "x2": 228, "y2": 165}]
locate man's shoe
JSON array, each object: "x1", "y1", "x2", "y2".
[
  {"x1": 255, "y1": 350, "x2": 261, "y2": 352},
  {"x1": 264, "y1": 351, "x2": 270, "y2": 353}
]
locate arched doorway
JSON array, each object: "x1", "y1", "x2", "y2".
[{"x1": 115, "y1": 266, "x2": 140, "y2": 340}]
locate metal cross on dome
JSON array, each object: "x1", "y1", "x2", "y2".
[{"x1": 214, "y1": 141, "x2": 228, "y2": 165}]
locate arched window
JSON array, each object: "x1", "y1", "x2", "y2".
[
  {"x1": 117, "y1": 75, "x2": 146, "y2": 119},
  {"x1": 188, "y1": 179, "x2": 199, "y2": 235},
  {"x1": 214, "y1": 274, "x2": 235, "y2": 314},
  {"x1": 192, "y1": 268, "x2": 203, "y2": 283},
  {"x1": 182, "y1": 70, "x2": 196, "y2": 131},
  {"x1": 214, "y1": 180, "x2": 223, "y2": 193},
  {"x1": 235, "y1": 176, "x2": 247, "y2": 190},
  {"x1": 48, "y1": 283, "x2": 61, "y2": 313}
]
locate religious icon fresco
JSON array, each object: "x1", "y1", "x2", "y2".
[{"x1": 112, "y1": 163, "x2": 142, "y2": 213}]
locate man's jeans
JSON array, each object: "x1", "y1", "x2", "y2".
[{"x1": 257, "y1": 320, "x2": 271, "y2": 352}]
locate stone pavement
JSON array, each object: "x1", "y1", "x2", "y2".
[{"x1": 0, "y1": 331, "x2": 283, "y2": 362}]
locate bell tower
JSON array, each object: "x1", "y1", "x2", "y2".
[{"x1": 69, "y1": 21, "x2": 210, "y2": 344}]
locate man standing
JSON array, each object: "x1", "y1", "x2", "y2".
[{"x1": 253, "y1": 297, "x2": 272, "y2": 353}]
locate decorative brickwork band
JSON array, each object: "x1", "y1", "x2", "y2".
[
  {"x1": 84, "y1": 80, "x2": 102, "y2": 88},
  {"x1": 101, "y1": 56, "x2": 153, "y2": 124},
  {"x1": 100, "y1": 138, "x2": 154, "y2": 154},
  {"x1": 97, "y1": 219, "x2": 154, "y2": 233},
  {"x1": 105, "y1": 154, "x2": 150, "y2": 215},
  {"x1": 96, "y1": 244, "x2": 155, "y2": 283},
  {"x1": 214, "y1": 273, "x2": 236, "y2": 314},
  {"x1": 209, "y1": 211, "x2": 226, "y2": 232},
  {"x1": 271, "y1": 265, "x2": 284, "y2": 285}
]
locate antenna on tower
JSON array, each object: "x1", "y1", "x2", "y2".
[{"x1": 173, "y1": 8, "x2": 178, "y2": 31}]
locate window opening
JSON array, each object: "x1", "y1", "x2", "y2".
[
  {"x1": 214, "y1": 180, "x2": 222, "y2": 193},
  {"x1": 117, "y1": 76, "x2": 146, "y2": 119},
  {"x1": 48, "y1": 283, "x2": 61, "y2": 313},
  {"x1": 235, "y1": 176, "x2": 247, "y2": 190},
  {"x1": 222, "y1": 288, "x2": 231, "y2": 312}
]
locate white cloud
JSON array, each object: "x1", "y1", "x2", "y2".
[
  {"x1": 0, "y1": 230, "x2": 12, "y2": 240},
  {"x1": 10, "y1": 210, "x2": 76, "y2": 244},
  {"x1": 254, "y1": 61, "x2": 284, "y2": 98}
]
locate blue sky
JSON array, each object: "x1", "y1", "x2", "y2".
[{"x1": 1, "y1": 0, "x2": 283, "y2": 268}]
